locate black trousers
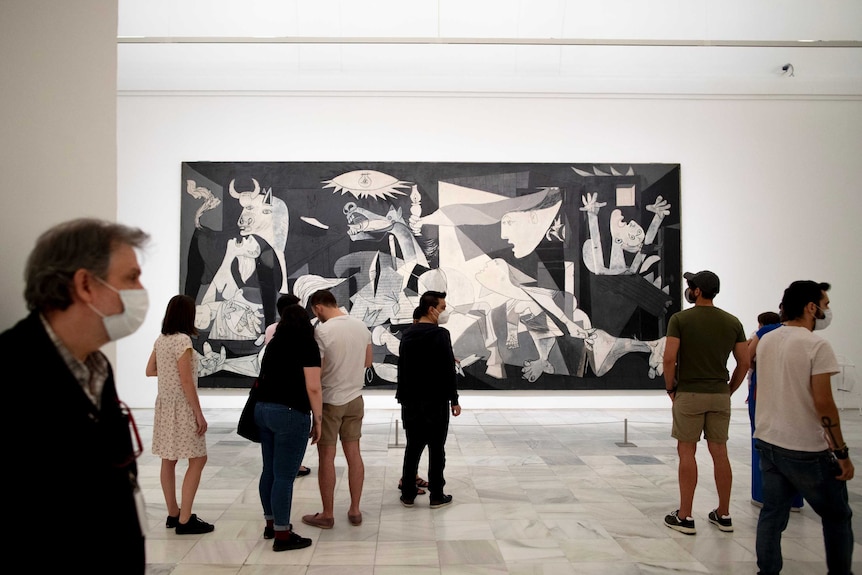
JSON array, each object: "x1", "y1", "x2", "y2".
[{"x1": 400, "y1": 401, "x2": 450, "y2": 499}]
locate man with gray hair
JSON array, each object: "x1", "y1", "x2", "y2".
[{"x1": 1, "y1": 218, "x2": 150, "y2": 573}]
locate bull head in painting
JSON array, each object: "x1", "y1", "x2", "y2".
[{"x1": 228, "y1": 178, "x2": 290, "y2": 293}]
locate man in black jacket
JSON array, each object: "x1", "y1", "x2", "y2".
[
  {"x1": 396, "y1": 291, "x2": 462, "y2": 508},
  {"x1": 1, "y1": 218, "x2": 149, "y2": 573}
]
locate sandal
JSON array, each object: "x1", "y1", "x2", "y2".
[
  {"x1": 415, "y1": 476, "x2": 429, "y2": 489},
  {"x1": 397, "y1": 480, "x2": 426, "y2": 495}
]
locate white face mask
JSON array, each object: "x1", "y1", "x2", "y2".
[
  {"x1": 88, "y1": 276, "x2": 149, "y2": 341},
  {"x1": 436, "y1": 309, "x2": 450, "y2": 325},
  {"x1": 814, "y1": 306, "x2": 832, "y2": 331}
]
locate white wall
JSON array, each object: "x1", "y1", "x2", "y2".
[
  {"x1": 0, "y1": 0, "x2": 118, "y2": 330},
  {"x1": 116, "y1": 92, "x2": 862, "y2": 409},
  {"x1": 3, "y1": 1, "x2": 858, "y2": 412}
]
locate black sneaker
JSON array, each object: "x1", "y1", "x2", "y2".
[
  {"x1": 708, "y1": 509, "x2": 733, "y2": 532},
  {"x1": 400, "y1": 495, "x2": 415, "y2": 508},
  {"x1": 263, "y1": 526, "x2": 275, "y2": 539},
  {"x1": 664, "y1": 510, "x2": 696, "y2": 534},
  {"x1": 175, "y1": 514, "x2": 215, "y2": 535},
  {"x1": 166, "y1": 514, "x2": 179, "y2": 529},
  {"x1": 430, "y1": 494, "x2": 453, "y2": 509},
  {"x1": 272, "y1": 531, "x2": 312, "y2": 552}
]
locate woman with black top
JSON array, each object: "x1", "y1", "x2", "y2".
[{"x1": 254, "y1": 303, "x2": 323, "y2": 551}]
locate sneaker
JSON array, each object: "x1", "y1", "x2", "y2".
[
  {"x1": 400, "y1": 495, "x2": 415, "y2": 507},
  {"x1": 272, "y1": 531, "x2": 312, "y2": 552},
  {"x1": 166, "y1": 514, "x2": 180, "y2": 529},
  {"x1": 263, "y1": 525, "x2": 275, "y2": 539},
  {"x1": 708, "y1": 509, "x2": 733, "y2": 532},
  {"x1": 175, "y1": 514, "x2": 215, "y2": 535},
  {"x1": 664, "y1": 510, "x2": 696, "y2": 534},
  {"x1": 430, "y1": 494, "x2": 453, "y2": 509}
]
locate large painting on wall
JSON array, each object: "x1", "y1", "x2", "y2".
[{"x1": 181, "y1": 162, "x2": 681, "y2": 391}]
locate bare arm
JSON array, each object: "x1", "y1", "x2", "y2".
[
  {"x1": 145, "y1": 350, "x2": 157, "y2": 376},
  {"x1": 811, "y1": 372, "x2": 854, "y2": 480},
  {"x1": 364, "y1": 343, "x2": 373, "y2": 368},
  {"x1": 728, "y1": 341, "x2": 751, "y2": 395},
  {"x1": 304, "y1": 366, "x2": 323, "y2": 445},
  {"x1": 178, "y1": 348, "x2": 207, "y2": 436},
  {"x1": 663, "y1": 336, "x2": 680, "y2": 395},
  {"x1": 747, "y1": 334, "x2": 760, "y2": 364}
]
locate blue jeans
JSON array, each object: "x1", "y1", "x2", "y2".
[
  {"x1": 255, "y1": 402, "x2": 310, "y2": 531},
  {"x1": 749, "y1": 397, "x2": 803, "y2": 508},
  {"x1": 755, "y1": 439, "x2": 854, "y2": 575}
]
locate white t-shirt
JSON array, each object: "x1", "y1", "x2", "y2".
[
  {"x1": 753, "y1": 325, "x2": 840, "y2": 452},
  {"x1": 314, "y1": 314, "x2": 372, "y2": 406}
]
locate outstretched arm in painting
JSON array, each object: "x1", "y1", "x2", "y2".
[{"x1": 580, "y1": 193, "x2": 608, "y2": 275}]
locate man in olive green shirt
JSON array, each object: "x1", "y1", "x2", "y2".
[{"x1": 662, "y1": 270, "x2": 749, "y2": 535}]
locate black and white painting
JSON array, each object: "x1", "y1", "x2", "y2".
[{"x1": 180, "y1": 162, "x2": 681, "y2": 390}]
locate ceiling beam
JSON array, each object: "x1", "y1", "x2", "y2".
[{"x1": 117, "y1": 36, "x2": 862, "y2": 48}]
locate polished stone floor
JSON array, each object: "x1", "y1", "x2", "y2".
[{"x1": 136, "y1": 402, "x2": 862, "y2": 574}]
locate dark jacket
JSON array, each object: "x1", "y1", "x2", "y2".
[
  {"x1": 0, "y1": 312, "x2": 145, "y2": 573},
  {"x1": 396, "y1": 322, "x2": 459, "y2": 406}
]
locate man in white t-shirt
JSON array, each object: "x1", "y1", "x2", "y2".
[
  {"x1": 753, "y1": 280, "x2": 854, "y2": 575},
  {"x1": 301, "y1": 289, "x2": 372, "y2": 529}
]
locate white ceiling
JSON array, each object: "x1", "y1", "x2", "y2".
[{"x1": 117, "y1": 0, "x2": 862, "y2": 95}]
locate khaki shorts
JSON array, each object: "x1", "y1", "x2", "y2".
[
  {"x1": 319, "y1": 395, "x2": 364, "y2": 446},
  {"x1": 671, "y1": 391, "x2": 731, "y2": 443}
]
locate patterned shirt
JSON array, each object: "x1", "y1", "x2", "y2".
[{"x1": 40, "y1": 314, "x2": 108, "y2": 408}]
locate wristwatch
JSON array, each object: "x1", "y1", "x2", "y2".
[{"x1": 833, "y1": 445, "x2": 850, "y2": 460}]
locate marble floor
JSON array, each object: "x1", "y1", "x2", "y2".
[{"x1": 136, "y1": 402, "x2": 862, "y2": 574}]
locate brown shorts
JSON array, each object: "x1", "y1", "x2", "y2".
[
  {"x1": 319, "y1": 395, "x2": 364, "y2": 446},
  {"x1": 671, "y1": 391, "x2": 731, "y2": 443}
]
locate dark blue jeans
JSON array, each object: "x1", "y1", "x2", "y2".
[
  {"x1": 755, "y1": 439, "x2": 854, "y2": 575},
  {"x1": 255, "y1": 401, "x2": 310, "y2": 531},
  {"x1": 749, "y1": 396, "x2": 803, "y2": 508},
  {"x1": 401, "y1": 402, "x2": 450, "y2": 500}
]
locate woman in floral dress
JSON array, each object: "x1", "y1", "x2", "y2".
[{"x1": 146, "y1": 295, "x2": 214, "y2": 534}]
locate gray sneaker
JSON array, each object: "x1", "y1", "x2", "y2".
[
  {"x1": 708, "y1": 509, "x2": 733, "y2": 532},
  {"x1": 664, "y1": 510, "x2": 696, "y2": 534}
]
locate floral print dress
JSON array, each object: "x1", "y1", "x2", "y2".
[{"x1": 151, "y1": 333, "x2": 207, "y2": 460}]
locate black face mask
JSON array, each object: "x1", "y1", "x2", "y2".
[{"x1": 684, "y1": 287, "x2": 697, "y2": 304}]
